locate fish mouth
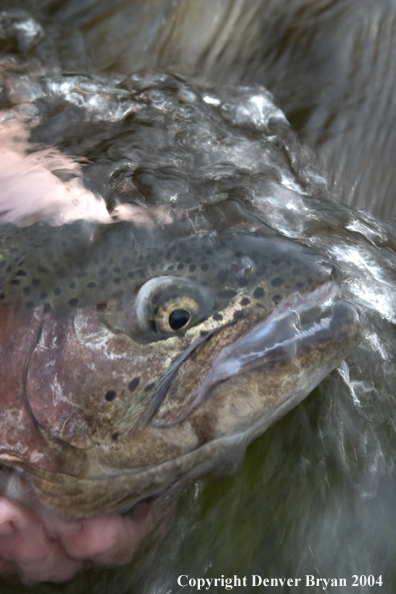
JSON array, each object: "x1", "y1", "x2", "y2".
[
  {"x1": 200, "y1": 281, "x2": 341, "y2": 385},
  {"x1": 150, "y1": 282, "x2": 362, "y2": 428}
]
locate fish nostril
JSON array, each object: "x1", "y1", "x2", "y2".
[{"x1": 231, "y1": 256, "x2": 255, "y2": 280}]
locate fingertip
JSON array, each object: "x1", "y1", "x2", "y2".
[
  {"x1": 61, "y1": 512, "x2": 149, "y2": 566},
  {"x1": 61, "y1": 514, "x2": 124, "y2": 559}
]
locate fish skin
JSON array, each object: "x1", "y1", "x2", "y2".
[{"x1": 0, "y1": 222, "x2": 362, "y2": 516}]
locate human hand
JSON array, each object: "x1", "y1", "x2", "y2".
[{"x1": 0, "y1": 496, "x2": 151, "y2": 584}]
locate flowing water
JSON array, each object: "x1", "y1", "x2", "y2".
[{"x1": 1, "y1": 1, "x2": 396, "y2": 593}]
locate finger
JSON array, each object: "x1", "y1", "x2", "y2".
[
  {"x1": 0, "y1": 497, "x2": 82, "y2": 584},
  {"x1": 60, "y1": 509, "x2": 151, "y2": 566}
]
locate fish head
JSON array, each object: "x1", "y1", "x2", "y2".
[{"x1": 0, "y1": 224, "x2": 362, "y2": 516}]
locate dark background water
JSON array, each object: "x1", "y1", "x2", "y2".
[{"x1": 1, "y1": 1, "x2": 396, "y2": 593}]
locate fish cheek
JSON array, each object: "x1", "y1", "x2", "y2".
[{"x1": 24, "y1": 310, "x2": 154, "y2": 449}]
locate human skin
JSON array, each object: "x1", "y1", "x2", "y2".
[{"x1": 0, "y1": 497, "x2": 151, "y2": 584}]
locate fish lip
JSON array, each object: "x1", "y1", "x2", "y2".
[{"x1": 265, "y1": 280, "x2": 339, "y2": 320}]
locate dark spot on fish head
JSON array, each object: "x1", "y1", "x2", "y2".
[
  {"x1": 213, "y1": 313, "x2": 223, "y2": 321},
  {"x1": 201, "y1": 263, "x2": 209, "y2": 271},
  {"x1": 240, "y1": 297, "x2": 250, "y2": 306},
  {"x1": 189, "y1": 264, "x2": 196, "y2": 272},
  {"x1": 128, "y1": 377, "x2": 140, "y2": 392},
  {"x1": 68, "y1": 298, "x2": 79, "y2": 307},
  {"x1": 111, "y1": 433, "x2": 119, "y2": 441},
  {"x1": 145, "y1": 382, "x2": 155, "y2": 392},
  {"x1": 105, "y1": 390, "x2": 117, "y2": 401},
  {"x1": 271, "y1": 277, "x2": 284, "y2": 287},
  {"x1": 253, "y1": 287, "x2": 265, "y2": 298}
]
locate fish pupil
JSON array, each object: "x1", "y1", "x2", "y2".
[{"x1": 169, "y1": 308, "x2": 191, "y2": 331}]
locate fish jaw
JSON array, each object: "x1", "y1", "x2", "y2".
[
  {"x1": 148, "y1": 280, "x2": 361, "y2": 429},
  {"x1": 189, "y1": 299, "x2": 362, "y2": 440}
]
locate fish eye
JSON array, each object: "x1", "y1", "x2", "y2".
[
  {"x1": 135, "y1": 276, "x2": 214, "y2": 336},
  {"x1": 155, "y1": 297, "x2": 198, "y2": 333},
  {"x1": 168, "y1": 308, "x2": 191, "y2": 331}
]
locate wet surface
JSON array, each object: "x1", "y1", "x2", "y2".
[
  {"x1": 0, "y1": 0, "x2": 396, "y2": 592},
  {"x1": 10, "y1": 0, "x2": 396, "y2": 221}
]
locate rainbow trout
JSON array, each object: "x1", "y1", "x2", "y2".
[{"x1": 0, "y1": 221, "x2": 361, "y2": 517}]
